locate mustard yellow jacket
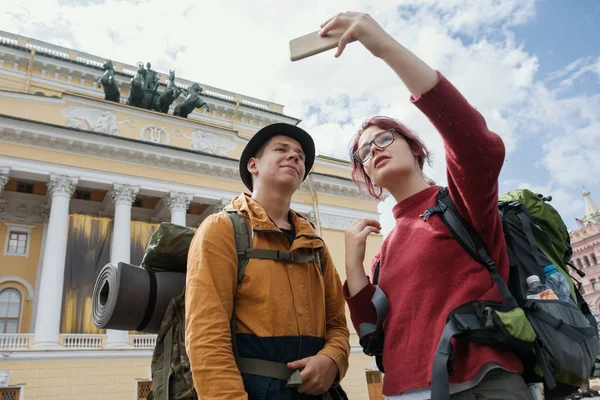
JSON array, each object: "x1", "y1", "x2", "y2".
[{"x1": 185, "y1": 193, "x2": 350, "y2": 399}]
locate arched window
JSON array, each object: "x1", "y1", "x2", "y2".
[
  {"x1": 0, "y1": 288, "x2": 22, "y2": 333},
  {"x1": 585, "y1": 256, "x2": 591, "y2": 268},
  {"x1": 577, "y1": 258, "x2": 583, "y2": 269},
  {"x1": 592, "y1": 253, "x2": 598, "y2": 265}
]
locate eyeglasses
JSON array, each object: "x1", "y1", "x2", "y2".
[{"x1": 353, "y1": 129, "x2": 395, "y2": 164}]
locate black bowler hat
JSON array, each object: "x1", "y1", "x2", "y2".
[{"x1": 239, "y1": 122, "x2": 315, "y2": 191}]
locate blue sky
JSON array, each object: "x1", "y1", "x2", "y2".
[
  {"x1": 495, "y1": 0, "x2": 600, "y2": 230},
  {"x1": 0, "y1": 0, "x2": 598, "y2": 233}
]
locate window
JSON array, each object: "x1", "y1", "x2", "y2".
[
  {"x1": 0, "y1": 289, "x2": 22, "y2": 334},
  {"x1": 592, "y1": 253, "x2": 598, "y2": 265},
  {"x1": 592, "y1": 279, "x2": 600, "y2": 292},
  {"x1": 74, "y1": 190, "x2": 91, "y2": 200},
  {"x1": 137, "y1": 381, "x2": 151, "y2": 400},
  {"x1": 7, "y1": 232, "x2": 27, "y2": 255},
  {"x1": 0, "y1": 387, "x2": 20, "y2": 400},
  {"x1": 15, "y1": 182, "x2": 34, "y2": 194},
  {"x1": 577, "y1": 258, "x2": 583, "y2": 269},
  {"x1": 585, "y1": 256, "x2": 591, "y2": 268},
  {"x1": 3, "y1": 224, "x2": 33, "y2": 257}
]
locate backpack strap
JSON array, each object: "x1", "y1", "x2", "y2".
[
  {"x1": 358, "y1": 259, "x2": 388, "y2": 373},
  {"x1": 421, "y1": 188, "x2": 522, "y2": 399},
  {"x1": 226, "y1": 210, "x2": 253, "y2": 288},
  {"x1": 431, "y1": 310, "x2": 489, "y2": 400},
  {"x1": 162, "y1": 325, "x2": 174, "y2": 400},
  {"x1": 421, "y1": 187, "x2": 517, "y2": 308}
]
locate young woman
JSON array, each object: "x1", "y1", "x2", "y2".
[{"x1": 319, "y1": 11, "x2": 533, "y2": 400}]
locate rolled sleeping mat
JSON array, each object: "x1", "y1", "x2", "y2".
[{"x1": 92, "y1": 262, "x2": 186, "y2": 334}]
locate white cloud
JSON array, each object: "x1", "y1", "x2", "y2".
[{"x1": 1, "y1": 0, "x2": 598, "y2": 232}]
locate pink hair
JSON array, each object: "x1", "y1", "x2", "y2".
[{"x1": 350, "y1": 116, "x2": 434, "y2": 199}]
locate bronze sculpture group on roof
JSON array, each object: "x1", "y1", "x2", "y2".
[{"x1": 97, "y1": 60, "x2": 210, "y2": 118}]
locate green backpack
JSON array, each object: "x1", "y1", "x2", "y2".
[
  {"x1": 147, "y1": 211, "x2": 323, "y2": 400},
  {"x1": 361, "y1": 187, "x2": 599, "y2": 400}
]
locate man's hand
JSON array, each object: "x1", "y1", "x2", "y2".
[{"x1": 287, "y1": 355, "x2": 338, "y2": 395}]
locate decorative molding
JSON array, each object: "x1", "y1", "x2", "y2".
[
  {"x1": 175, "y1": 129, "x2": 236, "y2": 157},
  {"x1": 60, "y1": 106, "x2": 136, "y2": 136},
  {"x1": 140, "y1": 125, "x2": 170, "y2": 145},
  {"x1": 0, "y1": 121, "x2": 244, "y2": 184},
  {"x1": 166, "y1": 191, "x2": 193, "y2": 213},
  {"x1": 0, "y1": 119, "x2": 364, "y2": 202},
  {"x1": 0, "y1": 166, "x2": 9, "y2": 192},
  {"x1": 48, "y1": 173, "x2": 78, "y2": 198},
  {"x1": 316, "y1": 204, "x2": 380, "y2": 231},
  {"x1": 319, "y1": 213, "x2": 358, "y2": 231},
  {"x1": 0, "y1": 203, "x2": 48, "y2": 224},
  {"x1": 0, "y1": 276, "x2": 35, "y2": 300},
  {"x1": 110, "y1": 183, "x2": 139, "y2": 206}
]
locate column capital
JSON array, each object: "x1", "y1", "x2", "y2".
[
  {"x1": 110, "y1": 183, "x2": 139, "y2": 206},
  {"x1": 166, "y1": 191, "x2": 193, "y2": 213},
  {"x1": 215, "y1": 198, "x2": 231, "y2": 212},
  {"x1": 48, "y1": 173, "x2": 78, "y2": 198},
  {"x1": 0, "y1": 167, "x2": 9, "y2": 192}
]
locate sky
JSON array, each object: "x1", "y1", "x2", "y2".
[{"x1": 1, "y1": 0, "x2": 599, "y2": 234}]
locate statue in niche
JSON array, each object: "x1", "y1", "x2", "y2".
[
  {"x1": 173, "y1": 83, "x2": 210, "y2": 118},
  {"x1": 97, "y1": 60, "x2": 120, "y2": 103},
  {"x1": 157, "y1": 70, "x2": 183, "y2": 113}
]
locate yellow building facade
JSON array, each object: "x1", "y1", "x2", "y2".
[{"x1": 0, "y1": 31, "x2": 384, "y2": 399}]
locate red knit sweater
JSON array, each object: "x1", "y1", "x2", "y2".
[{"x1": 344, "y1": 73, "x2": 523, "y2": 396}]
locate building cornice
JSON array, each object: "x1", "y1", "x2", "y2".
[{"x1": 0, "y1": 115, "x2": 376, "y2": 206}]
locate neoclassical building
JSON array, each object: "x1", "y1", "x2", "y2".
[
  {"x1": 0, "y1": 31, "x2": 384, "y2": 399},
  {"x1": 571, "y1": 188, "x2": 600, "y2": 315}
]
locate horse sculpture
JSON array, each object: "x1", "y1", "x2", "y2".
[
  {"x1": 157, "y1": 70, "x2": 182, "y2": 113},
  {"x1": 173, "y1": 83, "x2": 210, "y2": 118},
  {"x1": 97, "y1": 60, "x2": 120, "y2": 103},
  {"x1": 126, "y1": 62, "x2": 146, "y2": 107}
]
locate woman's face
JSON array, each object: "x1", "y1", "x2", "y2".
[{"x1": 357, "y1": 126, "x2": 419, "y2": 189}]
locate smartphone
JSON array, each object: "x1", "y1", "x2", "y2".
[{"x1": 289, "y1": 29, "x2": 344, "y2": 62}]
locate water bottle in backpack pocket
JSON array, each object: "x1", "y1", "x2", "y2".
[
  {"x1": 526, "y1": 275, "x2": 558, "y2": 300},
  {"x1": 543, "y1": 265, "x2": 576, "y2": 306}
]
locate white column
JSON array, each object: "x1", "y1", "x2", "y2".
[
  {"x1": 167, "y1": 191, "x2": 193, "y2": 226},
  {"x1": 30, "y1": 208, "x2": 49, "y2": 332},
  {"x1": 0, "y1": 167, "x2": 9, "y2": 192},
  {"x1": 105, "y1": 183, "x2": 139, "y2": 348},
  {"x1": 32, "y1": 173, "x2": 78, "y2": 348}
]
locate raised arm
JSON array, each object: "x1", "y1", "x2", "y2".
[{"x1": 321, "y1": 12, "x2": 505, "y2": 229}]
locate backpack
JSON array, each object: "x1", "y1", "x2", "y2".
[
  {"x1": 360, "y1": 187, "x2": 599, "y2": 400},
  {"x1": 147, "y1": 210, "x2": 324, "y2": 400}
]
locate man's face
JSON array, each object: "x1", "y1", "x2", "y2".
[{"x1": 248, "y1": 135, "x2": 306, "y2": 192}]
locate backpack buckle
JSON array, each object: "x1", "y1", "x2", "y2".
[
  {"x1": 278, "y1": 251, "x2": 295, "y2": 263},
  {"x1": 286, "y1": 369, "x2": 303, "y2": 387},
  {"x1": 420, "y1": 203, "x2": 447, "y2": 222}
]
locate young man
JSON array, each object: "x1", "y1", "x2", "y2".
[{"x1": 185, "y1": 123, "x2": 350, "y2": 399}]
